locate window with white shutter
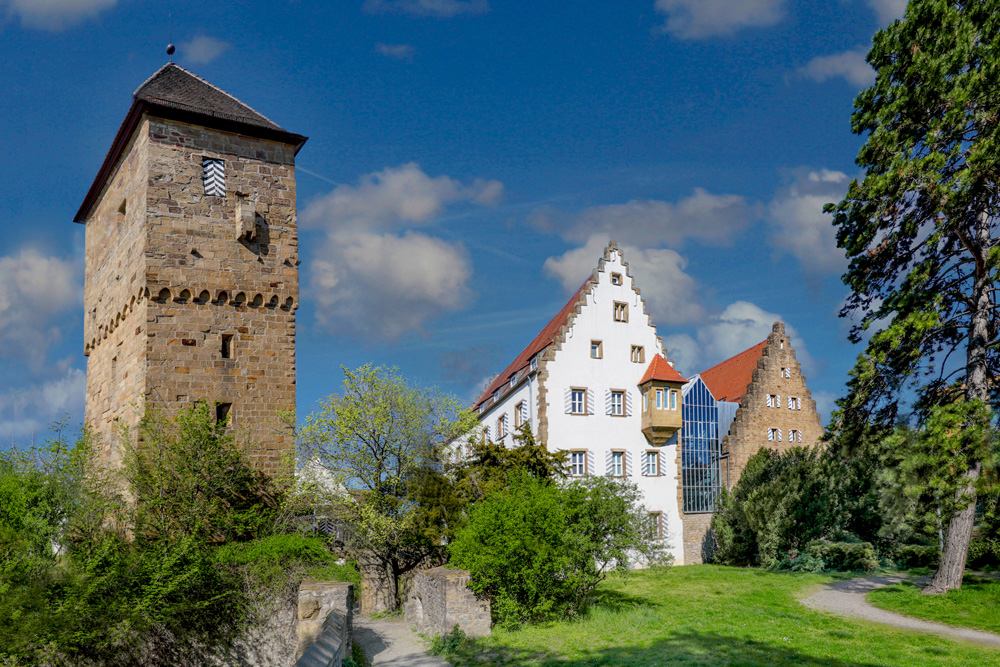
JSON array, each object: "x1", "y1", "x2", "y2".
[{"x1": 203, "y1": 158, "x2": 225, "y2": 196}]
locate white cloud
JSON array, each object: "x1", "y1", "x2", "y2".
[
  {"x1": 4, "y1": 0, "x2": 116, "y2": 30},
  {"x1": 767, "y1": 169, "x2": 850, "y2": 274},
  {"x1": 544, "y1": 236, "x2": 706, "y2": 326},
  {"x1": 0, "y1": 367, "x2": 85, "y2": 440},
  {"x1": 363, "y1": 0, "x2": 488, "y2": 18},
  {"x1": 661, "y1": 333, "x2": 699, "y2": 377},
  {"x1": 376, "y1": 43, "x2": 416, "y2": 60},
  {"x1": 799, "y1": 49, "x2": 874, "y2": 87},
  {"x1": 866, "y1": 0, "x2": 906, "y2": 24},
  {"x1": 311, "y1": 232, "x2": 472, "y2": 340},
  {"x1": 303, "y1": 162, "x2": 502, "y2": 233},
  {"x1": 696, "y1": 301, "x2": 814, "y2": 374},
  {"x1": 0, "y1": 249, "x2": 81, "y2": 367},
  {"x1": 180, "y1": 35, "x2": 232, "y2": 65},
  {"x1": 304, "y1": 163, "x2": 501, "y2": 340},
  {"x1": 654, "y1": 0, "x2": 786, "y2": 39},
  {"x1": 530, "y1": 188, "x2": 749, "y2": 248}
]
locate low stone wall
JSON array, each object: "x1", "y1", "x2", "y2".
[
  {"x1": 403, "y1": 567, "x2": 491, "y2": 638},
  {"x1": 295, "y1": 579, "x2": 354, "y2": 667}
]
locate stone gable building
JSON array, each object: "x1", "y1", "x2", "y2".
[
  {"x1": 75, "y1": 63, "x2": 306, "y2": 474},
  {"x1": 473, "y1": 242, "x2": 824, "y2": 565}
]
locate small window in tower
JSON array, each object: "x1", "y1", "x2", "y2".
[
  {"x1": 203, "y1": 158, "x2": 226, "y2": 197},
  {"x1": 782, "y1": 367, "x2": 791, "y2": 379},
  {"x1": 111, "y1": 355, "x2": 117, "y2": 382},
  {"x1": 221, "y1": 334, "x2": 233, "y2": 359},
  {"x1": 611, "y1": 273, "x2": 623, "y2": 285},
  {"x1": 216, "y1": 402, "x2": 232, "y2": 425},
  {"x1": 630, "y1": 345, "x2": 644, "y2": 363},
  {"x1": 591, "y1": 340, "x2": 603, "y2": 359},
  {"x1": 613, "y1": 301, "x2": 628, "y2": 322}
]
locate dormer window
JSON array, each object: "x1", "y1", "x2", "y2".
[
  {"x1": 493, "y1": 389, "x2": 501, "y2": 402},
  {"x1": 530, "y1": 356, "x2": 538, "y2": 372},
  {"x1": 510, "y1": 375, "x2": 517, "y2": 389}
]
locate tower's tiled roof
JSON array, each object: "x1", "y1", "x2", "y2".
[
  {"x1": 639, "y1": 354, "x2": 687, "y2": 385},
  {"x1": 698, "y1": 340, "x2": 767, "y2": 403},
  {"x1": 74, "y1": 63, "x2": 306, "y2": 224},
  {"x1": 134, "y1": 63, "x2": 286, "y2": 132},
  {"x1": 474, "y1": 281, "x2": 588, "y2": 410}
]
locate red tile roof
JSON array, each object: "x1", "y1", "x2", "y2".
[
  {"x1": 639, "y1": 354, "x2": 687, "y2": 385},
  {"x1": 475, "y1": 281, "x2": 589, "y2": 409},
  {"x1": 698, "y1": 340, "x2": 766, "y2": 403}
]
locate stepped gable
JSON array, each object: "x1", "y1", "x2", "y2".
[
  {"x1": 474, "y1": 280, "x2": 588, "y2": 410},
  {"x1": 639, "y1": 354, "x2": 687, "y2": 385},
  {"x1": 75, "y1": 63, "x2": 306, "y2": 224},
  {"x1": 698, "y1": 340, "x2": 767, "y2": 403}
]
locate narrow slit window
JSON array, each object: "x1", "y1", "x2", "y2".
[
  {"x1": 203, "y1": 158, "x2": 226, "y2": 197},
  {"x1": 221, "y1": 334, "x2": 233, "y2": 359},
  {"x1": 216, "y1": 402, "x2": 232, "y2": 425}
]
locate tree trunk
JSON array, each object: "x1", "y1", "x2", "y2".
[
  {"x1": 923, "y1": 466, "x2": 979, "y2": 595},
  {"x1": 925, "y1": 211, "x2": 992, "y2": 595}
]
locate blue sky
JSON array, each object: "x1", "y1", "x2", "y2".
[{"x1": 0, "y1": 0, "x2": 906, "y2": 445}]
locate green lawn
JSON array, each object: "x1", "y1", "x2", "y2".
[
  {"x1": 867, "y1": 575, "x2": 1000, "y2": 635},
  {"x1": 441, "y1": 565, "x2": 1000, "y2": 667}
]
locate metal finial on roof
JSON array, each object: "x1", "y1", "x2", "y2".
[{"x1": 167, "y1": 43, "x2": 175, "y2": 59}]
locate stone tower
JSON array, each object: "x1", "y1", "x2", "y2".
[{"x1": 74, "y1": 63, "x2": 307, "y2": 474}]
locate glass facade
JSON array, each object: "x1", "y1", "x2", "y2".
[{"x1": 682, "y1": 378, "x2": 722, "y2": 513}]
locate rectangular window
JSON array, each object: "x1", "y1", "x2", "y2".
[
  {"x1": 788, "y1": 396, "x2": 801, "y2": 410},
  {"x1": 510, "y1": 375, "x2": 517, "y2": 389},
  {"x1": 644, "y1": 451, "x2": 659, "y2": 476},
  {"x1": 613, "y1": 301, "x2": 628, "y2": 322},
  {"x1": 570, "y1": 450, "x2": 587, "y2": 477},
  {"x1": 766, "y1": 394, "x2": 776, "y2": 408},
  {"x1": 484, "y1": 425, "x2": 491, "y2": 441},
  {"x1": 647, "y1": 512, "x2": 662, "y2": 539},
  {"x1": 493, "y1": 389, "x2": 500, "y2": 402},
  {"x1": 530, "y1": 356, "x2": 538, "y2": 372},
  {"x1": 571, "y1": 388, "x2": 586, "y2": 415},
  {"x1": 670, "y1": 389, "x2": 677, "y2": 411},
  {"x1": 610, "y1": 451, "x2": 624, "y2": 477},
  {"x1": 216, "y1": 402, "x2": 232, "y2": 425},
  {"x1": 656, "y1": 388, "x2": 664, "y2": 409},
  {"x1": 767, "y1": 427, "x2": 776, "y2": 442},
  {"x1": 610, "y1": 390, "x2": 624, "y2": 416},
  {"x1": 611, "y1": 272, "x2": 623, "y2": 285},
  {"x1": 514, "y1": 401, "x2": 524, "y2": 428},
  {"x1": 497, "y1": 414, "x2": 507, "y2": 439},
  {"x1": 643, "y1": 391, "x2": 649, "y2": 412},
  {"x1": 221, "y1": 334, "x2": 233, "y2": 359},
  {"x1": 203, "y1": 158, "x2": 225, "y2": 197},
  {"x1": 782, "y1": 367, "x2": 791, "y2": 379},
  {"x1": 591, "y1": 340, "x2": 603, "y2": 359},
  {"x1": 630, "y1": 345, "x2": 644, "y2": 363},
  {"x1": 789, "y1": 429, "x2": 802, "y2": 442}
]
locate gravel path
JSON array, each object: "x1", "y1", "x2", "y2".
[
  {"x1": 353, "y1": 614, "x2": 452, "y2": 667},
  {"x1": 801, "y1": 574, "x2": 1000, "y2": 648}
]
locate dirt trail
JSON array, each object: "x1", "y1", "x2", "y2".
[
  {"x1": 801, "y1": 575, "x2": 1000, "y2": 648},
  {"x1": 353, "y1": 614, "x2": 452, "y2": 667}
]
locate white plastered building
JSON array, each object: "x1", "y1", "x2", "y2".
[{"x1": 473, "y1": 241, "x2": 687, "y2": 564}]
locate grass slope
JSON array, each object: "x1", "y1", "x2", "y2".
[
  {"x1": 867, "y1": 575, "x2": 1000, "y2": 635},
  {"x1": 444, "y1": 565, "x2": 999, "y2": 666}
]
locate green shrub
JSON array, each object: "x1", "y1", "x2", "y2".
[
  {"x1": 428, "y1": 625, "x2": 468, "y2": 656},
  {"x1": 893, "y1": 544, "x2": 940, "y2": 569},
  {"x1": 448, "y1": 473, "x2": 662, "y2": 627},
  {"x1": 968, "y1": 537, "x2": 1000, "y2": 569},
  {"x1": 806, "y1": 540, "x2": 879, "y2": 572}
]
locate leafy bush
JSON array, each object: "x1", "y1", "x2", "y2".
[
  {"x1": 893, "y1": 544, "x2": 940, "y2": 569},
  {"x1": 968, "y1": 537, "x2": 1000, "y2": 569},
  {"x1": 712, "y1": 445, "x2": 886, "y2": 569},
  {"x1": 806, "y1": 540, "x2": 879, "y2": 572},
  {"x1": 448, "y1": 473, "x2": 663, "y2": 627},
  {"x1": 428, "y1": 625, "x2": 468, "y2": 656}
]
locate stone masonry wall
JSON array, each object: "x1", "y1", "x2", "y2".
[
  {"x1": 83, "y1": 114, "x2": 299, "y2": 474},
  {"x1": 681, "y1": 512, "x2": 714, "y2": 565},
  {"x1": 296, "y1": 580, "x2": 353, "y2": 665},
  {"x1": 720, "y1": 322, "x2": 824, "y2": 488},
  {"x1": 84, "y1": 121, "x2": 151, "y2": 465},
  {"x1": 404, "y1": 567, "x2": 491, "y2": 638}
]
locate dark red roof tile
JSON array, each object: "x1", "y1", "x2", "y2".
[{"x1": 698, "y1": 340, "x2": 766, "y2": 403}]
